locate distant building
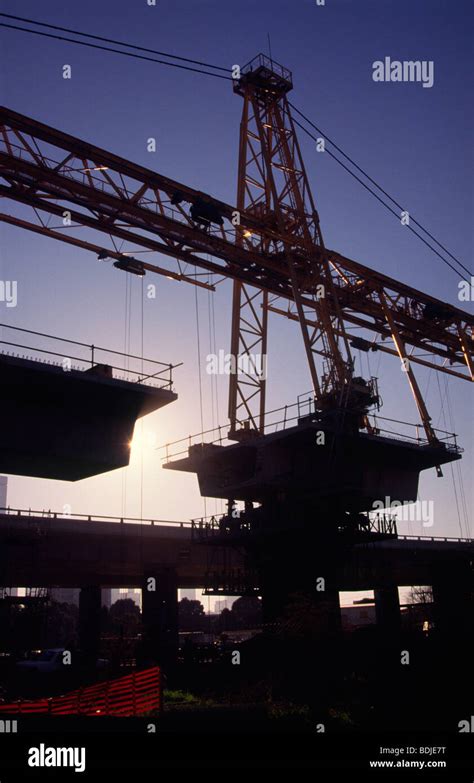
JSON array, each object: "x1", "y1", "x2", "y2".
[
  {"x1": 112, "y1": 588, "x2": 141, "y2": 609},
  {"x1": 48, "y1": 588, "x2": 112, "y2": 608},
  {"x1": 0, "y1": 476, "x2": 7, "y2": 509},
  {"x1": 214, "y1": 598, "x2": 233, "y2": 613},
  {"x1": 180, "y1": 589, "x2": 197, "y2": 601}
]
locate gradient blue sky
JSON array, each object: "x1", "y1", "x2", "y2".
[{"x1": 0, "y1": 0, "x2": 472, "y2": 554}]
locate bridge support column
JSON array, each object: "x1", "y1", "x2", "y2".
[
  {"x1": 141, "y1": 568, "x2": 178, "y2": 670},
  {"x1": 260, "y1": 562, "x2": 341, "y2": 633},
  {"x1": 374, "y1": 586, "x2": 400, "y2": 635},
  {"x1": 432, "y1": 563, "x2": 473, "y2": 640},
  {"x1": 258, "y1": 550, "x2": 341, "y2": 708},
  {"x1": 79, "y1": 586, "x2": 102, "y2": 666},
  {"x1": 308, "y1": 580, "x2": 341, "y2": 634}
]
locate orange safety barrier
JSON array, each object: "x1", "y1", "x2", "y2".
[{"x1": 0, "y1": 666, "x2": 161, "y2": 716}]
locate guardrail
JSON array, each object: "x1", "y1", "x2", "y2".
[
  {"x1": 1, "y1": 509, "x2": 469, "y2": 544},
  {"x1": 396, "y1": 535, "x2": 473, "y2": 544},
  {"x1": 160, "y1": 395, "x2": 460, "y2": 464},
  {"x1": 0, "y1": 322, "x2": 181, "y2": 390},
  {"x1": 0, "y1": 507, "x2": 191, "y2": 528},
  {"x1": 242, "y1": 53, "x2": 293, "y2": 84}
]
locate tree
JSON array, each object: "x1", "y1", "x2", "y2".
[
  {"x1": 1, "y1": 600, "x2": 79, "y2": 653},
  {"x1": 408, "y1": 586, "x2": 433, "y2": 604},
  {"x1": 108, "y1": 598, "x2": 141, "y2": 636},
  {"x1": 44, "y1": 601, "x2": 79, "y2": 647},
  {"x1": 230, "y1": 596, "x2": 262, "y2": 628},
  {"x1": 178, "y1": 598, "x2": 205, "y2": 631}
]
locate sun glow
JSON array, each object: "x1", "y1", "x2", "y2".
[{"x1": 129, "y1": 426, "x2": 158, "y2": 458}]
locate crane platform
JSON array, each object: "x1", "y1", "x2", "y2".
[{"x1": 164, "y1": 415, "x2": 461, "y2": 512}]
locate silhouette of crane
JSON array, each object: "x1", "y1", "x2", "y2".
[
  {"x1": 0, "y1": 55, "x2": 471, "y2": 477},
  {"x1": 0, "y1": 62, "x2": 468, "y2": 442},
  {"x1": 0, "y1": 53, "x2": 472, "y2": 616}
]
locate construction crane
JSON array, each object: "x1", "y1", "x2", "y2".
[
  {"x1": 1, "y1": 53, "x2": 472, "y2": 605},
  {"x1": 0, "y1": 55, "x2": 472, "y2": 453}
]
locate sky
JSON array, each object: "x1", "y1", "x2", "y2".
[{"x1": 0, "y1": 0, "x2": 472, "y2": 597}]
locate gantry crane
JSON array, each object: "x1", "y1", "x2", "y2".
[
  {"x1": 0, "y1": 55, "x2": 472, "y2": 456},
  {"x1": 1, "y1": 54, "x2": 472, "y2": 603}
]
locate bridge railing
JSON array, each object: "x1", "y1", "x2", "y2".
[
  {"x1": 160, "y1": 396, "x2": 461, "y2": 464},
  {"x1": 1, "y1": 508, "x2": 470, "y2": 543},
  {"x1": 397, "y1": 535, "x2": 473, "y2": 544},
  {"x1": 0, "y1": 507, "x2": 192, "y2": 528},
  {"x1": 0, "y1": 322, "x2": 181, "y2": 390}
]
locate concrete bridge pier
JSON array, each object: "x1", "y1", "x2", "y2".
[
  {"x1": 374, "y1": 585, "x2": 401, "y2": 635},
  {"x1": 432, "y1": 563, "x2": 473, "y2": 640},
  {"x1": 259, "y1": 557, "x2": 341, "y2": 633},
  {"x1": 79, "y1": 586, "x2": 102, "y2": 667},
  {"x1": 310, "y1": 580, "x2": 342, "y2": 634},
  {"x1": 258, "y1": 555, "x2": 342, "y2": 707},
  {"x1": 141, "y1": 567, "x2": 178, "y2": 670}
]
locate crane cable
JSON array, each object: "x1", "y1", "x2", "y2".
[
  {"x1": 209, "y1": 278, "x2": 224, "y2": 515},
  {"x1": 0, "y1": 18, "x2": 232, "y2": 80},
  {"x1": 194, "y1": 284, "x2": 207, "y2": 519},
  {"x1": 138, "y1": 274, "x2": 145, "y2": 576},
  {"x1": 140, "y1": 275, "x2": 145, "y2": 522},
  {"x1": 207, "y1": 276, "x2": 220, "y2": 517},
  {"x1": 443, "y1": 374, "x2": 470, "y2": 538},
  {"x1": 289, "y1": 102, "x2": 471, "y2": 279},
  {"x1": 0, "y1": 13, "x2": 230, "y2": 72},
  {"x1": 291, "y1": 115, "x2": 468, "y2": 281},
  {"x1": 122, "y1": 273, "x2": 132, "y2": 518},
  {"x1": 435, "y1": 371, "x2": 467, "y2": 538}
]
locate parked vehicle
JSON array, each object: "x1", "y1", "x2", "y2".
[
  {"x1": 16, "y1": 648, "x2": 109, "y2": 673},
  {"x1": 16, "y1": 648, "x2": 66, "y2": 673}
]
